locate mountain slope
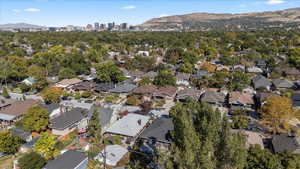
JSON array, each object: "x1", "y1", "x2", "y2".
[
  {"x1": 141, "y1": 8, "x2": 300, "y2": 30},
  {"x1": 0, "y1": 23, "x2": 44, "y2": 29}
]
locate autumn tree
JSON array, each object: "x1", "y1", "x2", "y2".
[
  {"x1": 35, "y1": 132, "x2": 59, "y2": 160},
  {"x1": 260, "y1": 96, "x2": 296, "y2": 133},
  {"x1": 22, "y1": 106, "x2": 49, "y2": 133},
  {"x1": 41, "y1": 87, "x2": 62, "y2": 104}
]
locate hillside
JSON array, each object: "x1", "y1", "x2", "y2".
[
  {"x1": 140, "y1": 8, "x2": 300, "y2": 30},
  {"x1": 0, "y1": 23, "x2": 44, "y2": 29}
]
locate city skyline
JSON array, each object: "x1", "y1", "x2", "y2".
[{"x1": 0, "y1": 0, "x2": 300, "y2": 27}]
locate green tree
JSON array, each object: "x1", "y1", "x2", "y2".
[
  {"x1": 87, "y1": 110, "x2": 102, "y2": 158},
  {"x1": 126, "y1": 95, "x2": 141, "y2": 106},
  {"x1": 154, "y1": 70, "x2": 176, "y2": 86},
  {"x1": 18, "y1": 152, "x2": 46, "y2": 169},
  {"x1": 22, "y1": 106, "x2": 49, "y2": 133},
  {"x1": 138, "y1": 77, "x2": 152, "y2": 86},
  {"x1": 58, "y1": 67, "x2": 76, "y2": 80},
  {"x1": 246, "y1": 145, "x2": 282, "y2": 169},
  {"x1": 279, "y1": 152, "x2": 300, "y2": 169},
  {"x1": 35, "y1": 132, "x2": 59, "y2": 160},
  {"x1": 229, "y1": 71, "x2": 250, "y2": 91},
  {"x1": 2, "y1": 87, "x2": 10, "y2": 98},
  {"x1": 178, "y1": 62, "x2": 194, "y2": 74},
  {"x1": 41, "y1": 87, "x2": 62, "y2": 104},
  {"x1": 95, "y1": 61, "x2": 125, "y2": 83},
  {"x1": 0, "y1": 130, "x2": 22, "y2": 154}
]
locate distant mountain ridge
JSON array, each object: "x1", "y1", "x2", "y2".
[
  {"x1": 0, "y1": 23, "x2": 44, "y2": 29},
  {"x1": 140, "y1": 8, "x2": 300, "y2": 30}
]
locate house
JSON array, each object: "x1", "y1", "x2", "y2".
[
  {"x1": 132, "y1": 85, "x2": 157, "y2": 97},
  {"x1": 139, "y1": 71, "x2": 157, "y2": 81},
  {"x1": 95, "y1": 145, "x2": 128, "y2": 166},
  {"x1": 216, "y1": 65, "x2": 230, "y2": 72},
  {"x1": 192, "y1": 70, "x2": 210, "y2": 80},
  {"x1": 232, "y1": 65, "x2": 245, "y2": 72},
  {"x1": 105, "y1": 113, "x2": 150, "y2": 139},
  {"x1": 176, "y1": 73, "x2": 190, "y2": 86},
  {"x1": 40, "y1": 103, "x2": 60, "y2": 118},
  {"x1": 94, "y1": 82, "x2": 115, "y2": 93},
  {"x1": 109, "y1": 83, "x2": 137, "y2": 94},
  {"x1": 252, "y1": 75, "x2": 271, "y2": 90},
  {"x1": 272, "y1": 134, "x2": 300, "y2": 154},
  {"x1": 139, "y1": 117, "x2": 174, "y2": 146},
  {"x1": 283, "y1": 68, "x2": 300, "y2": 78},
  {"x1": 153, "y1": 86, "x2": 177, "y2": 100},
  {"x1": 0, "y1": 99, "x2": 39, "y2": 122},
  {"x1": 239, "y1": 130, "x2": 264, "y2": 149},
  {"x1": 72, "y1": 81, "x2": 96, "y2": 91},
  {"x1": 0, "y1": 96, "x2": 16, "y2": 111},
  {"x1": 46, "y1": 76, "x2": 59, "y2": 83},
  {"x1": 11, "y1": 128, "x2": 32, "y2": 142},
  {"x1": 49, "y1": 107, "x2": 89, "y2": 136},
  {"x1": 176, "y1": 88, "x2": 202, "y2": 101},
  {"x1": 201, "y1": 90, "x2": 226, "y2": 106},
  {"x1": 228, "y1": 92, "x2": 254, "y2": 109},
  {"x1": 256, "y1": 60, "x2": 267, "y2": 69},
  {"x1": 43, "y1": 150, "x2": 88, "y2": 169},
  {"x1": 255, "y1": 92, "x2": 278, "y2": 108},
  {"x1": 272, "y1": 78, "x2": 294, "y2": 90},
  {"x1": 22, "y1": 77, "x2": 36, "y2": 86},
  {"x1": 55, "y1": 78, "x2": 82, "y2": 89},
  {"x1": 292, "y1": 93, "x2": 300, "y2": 109},
  {"x1": 137, "y1": 51, "x2": 150, "y2": 57},
  {"x1": 247, "y1": 66, "x2": 263, "y2": 73}
]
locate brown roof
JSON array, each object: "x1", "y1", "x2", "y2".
[
  {"x1": 72, "y1": 81, "x2": 96, "y2": 91},
  {"x1": 133, "y1": 85, "x2": 157, "y2": 95},
  {"x1": 257, "y1": 92, "x2": 278, "y2": 103},
  {"x1": 154, "y1": 86, "x2": 177, "y2": 98},
  {"x1": 229, "y1": 92, "x2": 254, "y2": 105},
  {"x1": 0, "y1": 99, "x2": 39, "y2": 117}
]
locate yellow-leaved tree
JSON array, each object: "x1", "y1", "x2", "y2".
[{"x1": 260, "y1": 96, "x2": 296, "y2": 134}]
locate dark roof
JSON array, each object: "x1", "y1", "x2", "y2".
[
  {"x1": 153, "y1": 86, "x2": 177, "y2": 98},
  {"x1": 256, "y1": 92, "x2": 278, "y2": 104},
  {"x1": 89, "y1": 106, "x2": 113, "y2": 127},
  {"x1": 43, "y1": 150, "x2": 87, "y2": 169},
  {"x1": 201, "y1": 91, "x2": 226, "y2": 104},
  {"x1": 94, "y1": 83, "x2": 115, "y2": 92},
  {"x1": 109, "y1": 83, "x2": 137, "y2": 93},
  {"x1": 292, "y1": 93, "x2": 300, "y2": 107},
  {"x1": 133, "y1": 85, "x2": 157, "y2": 95},
  {"x1": 40, "y1": 103, "x2": 60, "y2": 113},
  {"x1": 139, "y1": 117, "x2": 174, "y2": 143},
  {"x1": 176, "y1": 72, "x2": 190, "y2": 81},
  {"x1": 193, "y1": 70, "x2": 209, "y2": 79},
  {"x1": 176, "y1": 88, "x2": 202, "y2": 101},
  {"x1": 252, "y1": 75, "x2": 271, "y2": 89},
  {"x1": 11, "y1": 128, "x2": 31, "y2": 141},
  {"x1": 272, "y1": 134, "x2": 300, "y2": 153},
  {"x1": 72, "y1": 81, "x2": 96, "y2": 91},
  {"x1": 49, "y1": 108, "x2": 88, "y2": 130},
  {"x1": 272, "y1": 78, "x2": 294, "y2": 89}
]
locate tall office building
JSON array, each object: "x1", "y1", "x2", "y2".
[
  {"x1": 121, "y1": 23, "x2": 128, "y2": 30},
  {"x1": 108, "y1": 22, "x2": 114, "y2": 30},
  {"x1": 94, "y1": 22, "x2": 100, "y2": 30}
]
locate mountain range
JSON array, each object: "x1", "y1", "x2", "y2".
[
  {"x1": 140, "y1": 8, "x2": 300, "y2": 30},
  {"x1": 0, "y1": 23, "x2": 44, "y2": 29}
]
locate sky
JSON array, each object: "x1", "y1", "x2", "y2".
[{"x1": 0, "y1": 0, "x2": 300, "y2": 27}]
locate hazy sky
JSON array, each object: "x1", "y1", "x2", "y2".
[{"x1": 0, "y1": 0, "x2": 300, "y2": 27}]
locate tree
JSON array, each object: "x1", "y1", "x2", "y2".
[
  {"x1": 2, "y1": 87, "x2": 10, "y2": 98},
  {"x1": 165, "y1": 47, "x2": 184, "y2": 64},
  {"x1": 18, "y1": 152, "x2": 46, "y2": 169},
  {"x1": 95, "y1": 61, "x2": 125, "y2": 83},
  {"x1": 0, "y1": 130, "x2": 22, "y2": 154},
  {"x1": 126, "y1": 95, "x2": 141, "y2": 106},
  {"x1": 35, "y1": 132, "x2": 59, "y2": 160},
  {"x1": 178, "y1": 62, "x2": 194, "y2": 74},
  {"x1": 22, "y1": 106, "x2": 49, "y2": 133},
  {"x1": 279, "y1": 152, "x2": 300, "y2": 169},
  {"x1": 138, "y1": 77, "x2": 152, "y2": 86},
  {"x1": 154, "y1": 70, "x2": 176, "y2": 86},
  {"x1": 260, "y1": 96, "x2": 296, "y2": 133},
  {"x1": 41, "y1": 87, "x2": 62, "y2": 104},
  {"x1": 58, "y1": 67, "x2": 76, "y2": 80},
  {"x1": 246, "y1": 145, "x2": 282, "y2": 169},
  {"x1": 229, "y1": 71, "x2": 250, "y2": 91},
  {"x1": 87, "y1": 110, "x2": 102, "y2": 158}
]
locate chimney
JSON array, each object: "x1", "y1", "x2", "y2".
[{"x1": 137, "y1": 119, "x2": 142, "y2": 125}]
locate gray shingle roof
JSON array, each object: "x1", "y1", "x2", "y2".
[
  {"x1": 43, "y1": 150, "x2": 87, "y2": 169},
  {"x1": 94, "y1": 83, "x2": 115, "y2": 92},
  {"x1": 109, "y1": 83, "x2": 137, "y2": 93},
  {"x1": 272, "y1": 78, "x2": 294, "y2": 89},
  {"x1": 272, "y1": 134, "x2": 300, "y2": 153},
  {"x1": 40, "y1": 103, "x2": 60, "y2": 114},
  {"x1": 252, "y1": 75, "x2": 271, "y2": 89},
  {"x1": 89, "y1": 106, "x2": 113, "y2": 128},
  {"x1": 201, "y1": 91, "x2": 225, "y2": 104},
  {"x1": 176, "y1": 88, "x2": 202, "y2": 101},
  {"x1": 11, "y1": 128, "x2": 31, "y2": 141},
  {"x1": 139, "y1": 117, "x2": 174, "y2": 143},
  {"x1": 49, "y1": 108, "x2": 88, "y2": 130}
]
